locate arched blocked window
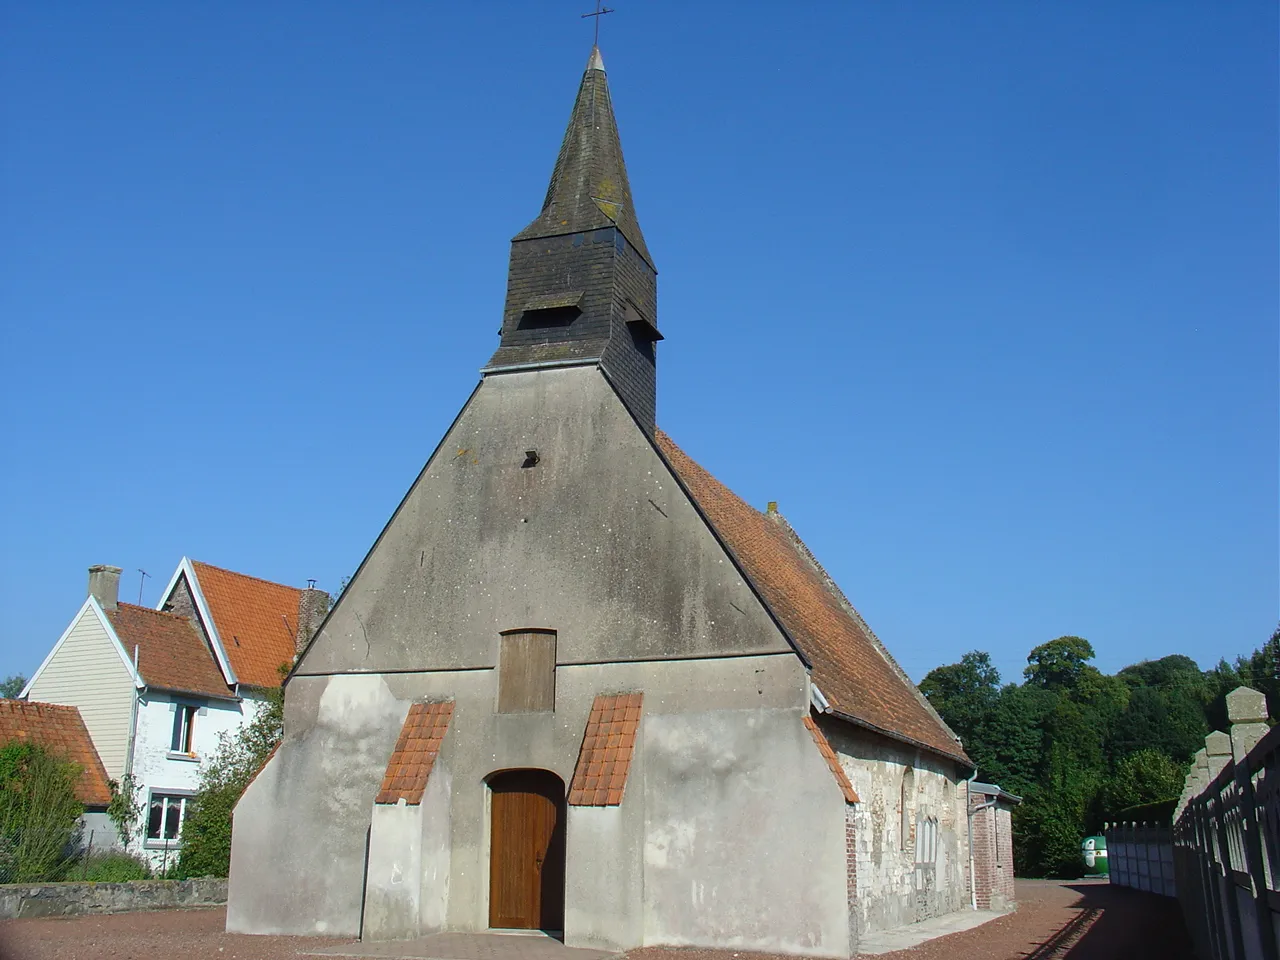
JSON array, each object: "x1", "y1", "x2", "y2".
[
  {"x1": 901, "y1": 766, "x2": 915, "y2": 851},
  {"x1": 915, "y1": 815, "x2": 938, "y2": 865}
]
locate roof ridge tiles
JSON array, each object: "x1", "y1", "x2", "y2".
[
  {"x1": 115, "y1": 601, "x2": 194, "y2": 621},
  {"x1": 190, "y1": 560, "x2": 303, "y2": 594}
]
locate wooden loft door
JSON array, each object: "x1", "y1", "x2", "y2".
[{"x1": 488, "y1": 769, "x2": 566, "y2": 931}]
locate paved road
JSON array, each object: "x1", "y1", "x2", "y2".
[{"x1": 0, "y1": 879, "x2": 1195, "y2": 960}]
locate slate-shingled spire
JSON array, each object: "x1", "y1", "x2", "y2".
[
  {"x1": 515, "y1": 46, "x2": 652, "y2": 266},
  {"x1": 485, "y1": 47, "x2": 661, "y2": 433}
]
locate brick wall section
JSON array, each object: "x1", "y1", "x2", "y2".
[
  {"x1": 294, "y1": 588, "x2": 329, "y2": 656},
  {"x1": 970, "y1": 791, "x2": 1016, "y2": 910},
  {"x1": 846, "y1": 804, "x2": 860, "y2": 951},
  {"x1": 161, "y1": 574, "x2": 198, "y2": 621}
]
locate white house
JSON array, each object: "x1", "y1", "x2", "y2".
[{"x1": 23, "y1": 561, "x2": 325, "y2": 870}]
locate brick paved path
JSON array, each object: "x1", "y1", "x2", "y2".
[
  {"x1": 0, "y1": 879, "x2": 1195, "y2": 960},
  {"x1": 863, "y1": 879, "x2": 1196, "y2": 960}
]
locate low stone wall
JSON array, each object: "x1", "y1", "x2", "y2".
[{"x1": 0, "y1": 878, "x2": 227, "y2": 919}]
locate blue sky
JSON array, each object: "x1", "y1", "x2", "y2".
[{"x1": 1, "y1": 2, "x2": 1275, "y2": 687}]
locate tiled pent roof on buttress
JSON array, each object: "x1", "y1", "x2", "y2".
[
  {"x1": 0, "y1": 699, "x2": 113, "y2": 805},
  {"x1": 655, "y1": 430, "x2": 970, "y2": 766},
  {"x1": 105, "y1": 603, "x2": 230, "y2": 699},
  {"x1": 376, "y1": 701, "x2": 454, "y2": 805},
  {"x1": 191, "y1": 561, "x2": 302, "y2": 689},
  {"x1": 569, "y1": 693, "x2": 642, "y2": 806}
]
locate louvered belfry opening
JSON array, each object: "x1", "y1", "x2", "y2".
[{"x1": 485, "y1": 47, "x2": 661, "y2": 433}]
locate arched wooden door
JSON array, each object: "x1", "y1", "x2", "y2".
[{"x1": 488, "y1": 769, "x2": 566, "y2": 931}]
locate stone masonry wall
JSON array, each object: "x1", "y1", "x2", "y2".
[
  {"x1": 823, "y1": 719, "x2": 967, "y2": 934},
  {"x1": 0, "y1": 878, "x2": 226, "y2": 919}
]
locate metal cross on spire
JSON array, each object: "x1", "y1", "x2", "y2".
[{"x1": 581, "y1": 1, "x2": 614, "y2": 47}]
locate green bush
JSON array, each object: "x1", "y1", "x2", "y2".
[
  {"x1": 0, "y1": 742, "x2": 85, "y2": 882},
  {"x1": 75, "y1": 850, "x2": 151, "y2": 882}
]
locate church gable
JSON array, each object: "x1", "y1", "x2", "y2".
[{"x1": 295, "y1": 366, "x2": 791, "y2": 676}]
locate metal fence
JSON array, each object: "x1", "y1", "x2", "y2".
[
  {"x1": 1106, "y1": 821, "x2": 1176, "y2": 897},
  {"x1": 1173, "y1": 687, "x2": 1280, "y2": 960}
]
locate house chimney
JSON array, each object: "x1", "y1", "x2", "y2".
[
  {"x1": 295, "y1": 585, "x2": 330, "y2": 656},
  {"x1": 88, "y1": 565, "x2": 122, "y2": 611}
]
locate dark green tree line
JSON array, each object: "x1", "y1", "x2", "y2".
[{"x1": 921, "y1": 626, "x2": 1278, "y2": 878}]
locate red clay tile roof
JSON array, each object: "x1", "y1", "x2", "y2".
[
  {"x1": 375, "y1": 701, "x2": 454, "y2": 805},
  {"x1": 655, "y1": 431, "x2": 970, "y2": 766},
  {"x1": 0, "y1": 700, "x2": 112, "y2": 805},
  {"x1": 192, "y1": 561, "x2": 303, "y2": 689},
  {"x1": 569, "y1": 693, "x2": 642, "y2": 806},
  {"x1": 803, "y1": 715, "x2": 860, "y2": 804},
  {"x1": 106, "y1": 603, "x2": 231, "y2": 699}
]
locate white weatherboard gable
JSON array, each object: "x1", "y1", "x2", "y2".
[
  {"x1": 23, "y1": 596, "x2": 142, "y2": 697},
  {"x1": 22, "y1": 596, "x2": 140, "y2": 779},
  {"x1": 156, "y1": 556, "x2": 238, "y2": 687}
]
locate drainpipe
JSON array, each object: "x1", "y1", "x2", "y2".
[
  {"x1": 123, "y1": 646, "x2": 141, "y2": 779},
  {"x1": 121, "y1": 645, "x2": 144, "y2": 855},
  {"x1": 966, "y1": 772, "x2": 975, "y2": 910}
]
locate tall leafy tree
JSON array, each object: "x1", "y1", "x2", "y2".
[
  {"x1": 920, "y1": 651, "x2": 1001, "y2": 774},
  {"x1": 0, "y1": 675, "x2": 27, "y2": 699},
  {"x1": 1102, "y1": 749, "x2": 1188, "y2": 815},
  {"x1": 1024, "y1": 636, "x2": 1096, "y2": 689}
]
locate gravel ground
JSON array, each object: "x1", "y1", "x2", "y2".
[
  {"x1": 0, "y1": 906, "x2": 351, "y2": 960},
  {"x1": 0, "y1": 879, "x2": 1195, "y2": 960}
]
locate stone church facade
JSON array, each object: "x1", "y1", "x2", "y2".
[{"x1": 227, "y1": 47, "x2": 974, "y2": 957}]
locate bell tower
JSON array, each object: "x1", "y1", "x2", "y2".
[{"x1": 484, "y1": 47, "x2": 661, "y2": 432}]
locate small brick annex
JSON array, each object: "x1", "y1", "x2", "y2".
[{"x1": 969, "y1": 782, "x2": 1019, "y2": 911}]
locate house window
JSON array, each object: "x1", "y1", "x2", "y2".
[
  {"x1": 146, "y1": 792, "x2": 192, "y2": 844},
  {"x1": 170, "y1": 703, "x2": 198, "y2": 755},
  {"x1": 497, "y1": 629, "x2": 556, "y2": 713}
]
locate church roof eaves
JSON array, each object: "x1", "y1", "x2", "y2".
[{"x1": 653, "y1": 430, "x2": 972, "y2": 769}]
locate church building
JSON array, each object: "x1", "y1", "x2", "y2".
[{"x1": 227, "y1": 47, "x2": 975, "y2": 957}]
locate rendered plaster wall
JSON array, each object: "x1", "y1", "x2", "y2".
[
  {"x1": 129, "y1": 692, "x2": 254, "y2": 870},
  {"x1": 565, "y1": 805, "x2": 642, "y2": 949},
  {"x1": 227, "y1": 675, "x2": 409, "y2": 936},
  {"x1": 640, "y1": 708, "x2": 850, "y2": 956},
  {"x1": 362, "y1": 762, "x2": 453, "y2": 941},
  {"x1": 227, "y1": 654, "x2": 843, "y2": 951},
  {"x1": 294, "y1": 366, "x2": 791, "y2": 679},
  {"x1": 364, "y1": 802, "x2": 423, "y2": 940},
  {"x1": 824, "y1": 721, "x2": 967, "y2": 935}
]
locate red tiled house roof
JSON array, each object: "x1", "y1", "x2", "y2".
[
  {"x1": 192, "y1": 561, "x2": 302, "y2": 689},
  {"x1": 106, "y1": 603, "x2": 231, "y2": 700},
  {"x1": 655, "y1": 431, "x2": 970, "y2": 766},
  {"x1": 0, "y1": 700, "x2": 113, "y2": 805}
]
